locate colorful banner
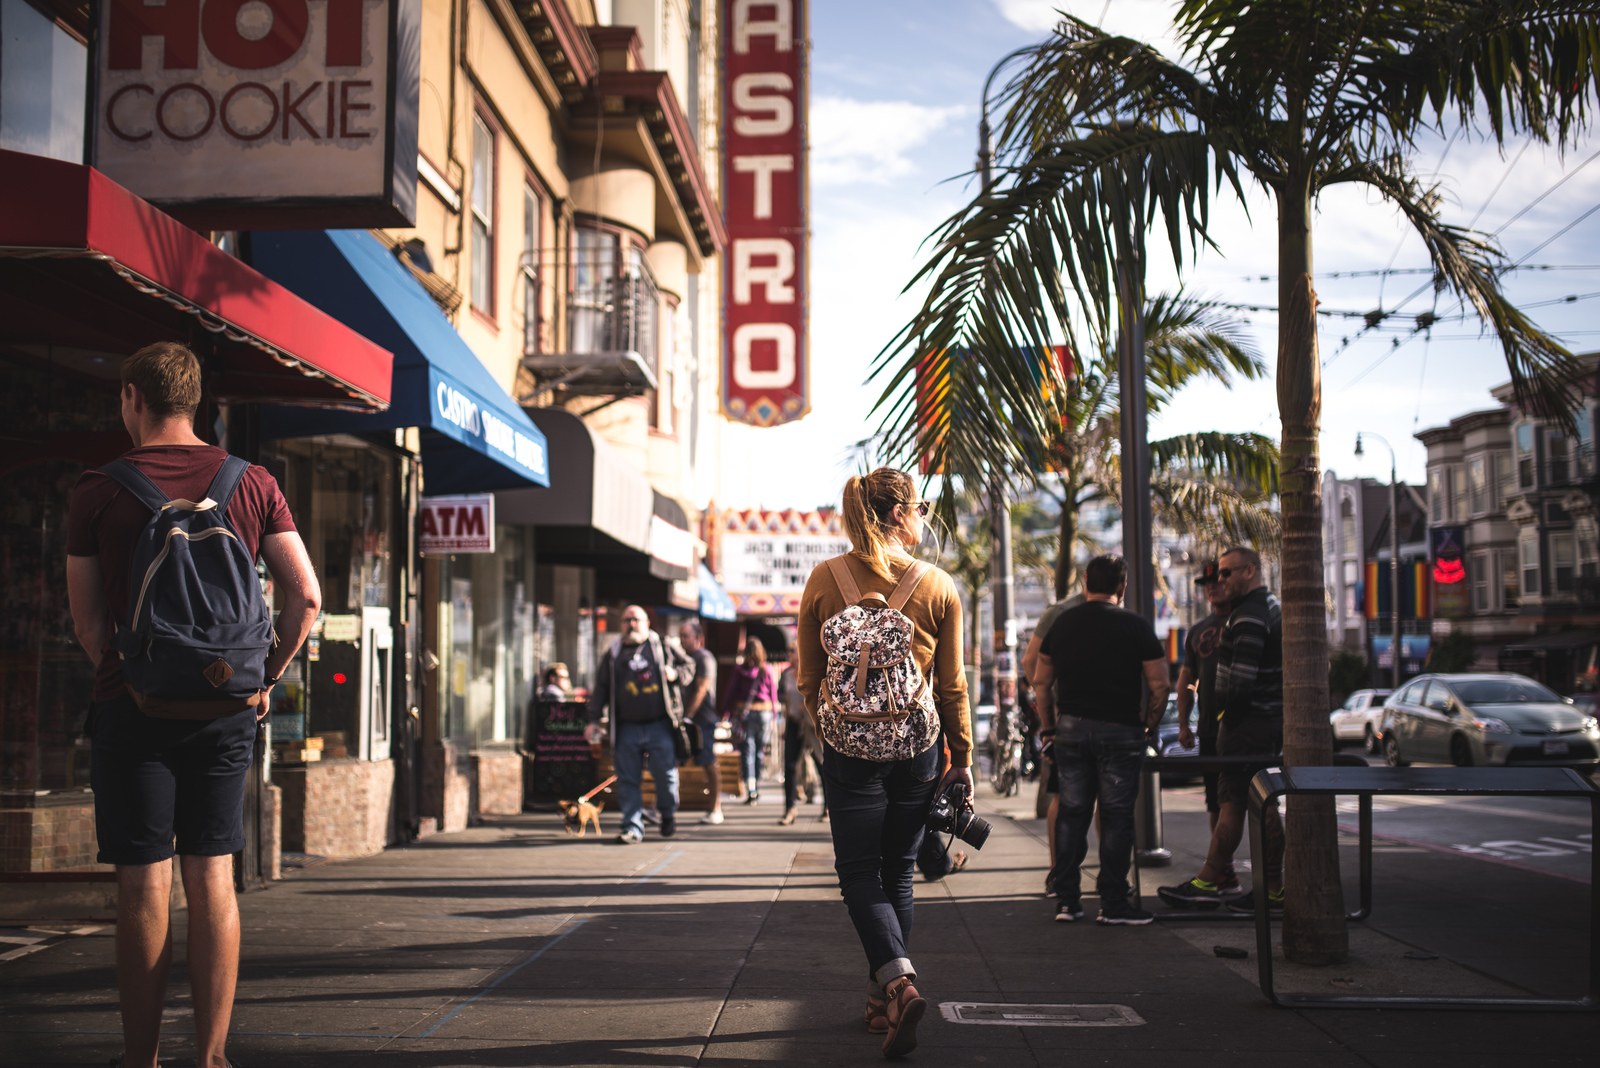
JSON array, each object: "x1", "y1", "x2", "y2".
[
  {"x1": 1430, "y1": 524, "x2": 1469, "y2": 619},
  {"x1": 721, "y1": 0, "x2": 809, "y2": 427},
  {"x1": 1361, "y1": 560, "x2": 1432, "y2": 620}
]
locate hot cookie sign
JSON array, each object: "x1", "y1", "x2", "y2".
[
  {"x1": 721, "y1": 0, "x2": 809, "y2": 427},
  {"x1": 93, "y1": 0, "x2": 420, "y2": 228}
]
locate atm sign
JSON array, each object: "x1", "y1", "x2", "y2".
[{"x1": 420, "y1": 495, "x2": 495, "y2": 554}]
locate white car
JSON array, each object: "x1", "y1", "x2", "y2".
[{"x1": 1329, "y1": 688, "x2": 1393, "y2": 753}]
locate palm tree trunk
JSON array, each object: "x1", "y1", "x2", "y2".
[{"x1": 1275, "y1": 176, "x2": 1348, "y2": 965}]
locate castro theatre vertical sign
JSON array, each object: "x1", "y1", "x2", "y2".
[
  {"x1": 92, "y1": 0, "x2": 421, "y2": 228},
  {"x1": 722, "y1": 0, "x2": 808, "y2": 427}
]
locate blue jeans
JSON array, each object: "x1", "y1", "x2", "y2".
[
  {"x1": 822, "y1": 741, "x2": 941, "y2": 992},
  {"x1": 613, "y1": 718, "x2": 679, "y2": 836},
  {"x1": 1054, "y1": 718, "x2": 1146, "y2": 908},
  {"x1": 739, "y1": 711, "x2": 768, "y2": 786}
]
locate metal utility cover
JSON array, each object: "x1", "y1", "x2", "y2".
[{"x1": 940, "y1": 1002, "x2": 1145, "y2": 1027}]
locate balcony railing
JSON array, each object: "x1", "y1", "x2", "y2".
[{"x1": 566, "y1": 268, "x2": 660, "y2": 381}]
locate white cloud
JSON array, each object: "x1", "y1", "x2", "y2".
[{"x1": 810, "y1": 96, "x2": 967, "y2": 187}]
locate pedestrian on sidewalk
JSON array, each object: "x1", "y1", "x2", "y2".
[
  {"x1": 797, "y1": 467, "x2": 973, "y2": 1060},
  {"x1": 778, "y1": 651, "x2": 822, "y2": 824},
  {"x1": 1020, "y1": 591, "x2": 1083, "y2": 897},
  {"x1": 584, "y1": 606, "x2": 695, "y2": 843},
  {"x1": 539, "y1": 662, "x2": 573, "y2": 702},
  {"x1": 1158, "y1": 547, "x2": 1287, "y2": 913},
  {"x1": 680, "y1": 621, "x2": 725, "y2": 825},
  {"x1": 66, "y1": 342, "x2": 321, "y2": 1068},
  {"x1": 723, "y1": 636, "x2": 778, "y2": 804},
  {"x1": 1157, "y1": 561, "x2": 1245, "y2": 907},
  {"x1": 1030, "y1": 554, "x2": 1170, "y2": 926}
]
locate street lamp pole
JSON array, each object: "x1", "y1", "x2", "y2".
[
  {"x1": 978, "y1": 46, "x2": 1034, "y2": 739},
  {"x1": 1357, "y1": 432, "x2": 1403, "y2": 689}
]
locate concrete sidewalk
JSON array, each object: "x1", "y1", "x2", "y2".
[{"x1": 1, "y1": 782, "x2": 1593, "y2": 1067}]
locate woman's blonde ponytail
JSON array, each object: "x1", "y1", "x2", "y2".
[{"x1": 840, "y1": 468, "x2": 915, "y2": 579}]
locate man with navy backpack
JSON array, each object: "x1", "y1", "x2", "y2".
[{"x1": 66, "y1": 342, "x2": 321, "y2": 1068}]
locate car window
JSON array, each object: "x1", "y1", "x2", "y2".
[
  {"x1": 1342, "y1": 694, "x2": 1362, "y2": 710},
  {"x1": 1396, "y1": 681, "x2": 1424, "y2": 704},
  {"x1": 1454, "y1": 678, "x2": 1561, "y2": 704},
  {"x1": 1421, "y1": 683, "x2": 1452, "y2": 711}
]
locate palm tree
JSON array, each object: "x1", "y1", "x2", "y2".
[
  {"x1": 1016, "y1": 293, "x2": 1279, "y2": 597},
  {"x1": 873, "y1": 2, "x2": 1598, "y2": 963}
]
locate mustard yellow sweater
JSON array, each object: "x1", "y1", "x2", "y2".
[{"x1": 796, "y1": 551, "x2": 973, "y2": 768}]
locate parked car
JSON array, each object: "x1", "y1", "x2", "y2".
[
  {"x1": 1379, "y1": 673, "x2": 1600, "y2": 768},
  {"x1": 1329, "y1": 688, "x2": 1394, "y2": 753},
  {"x1": 1155, "y1": 694, "x2": 1201, "y2": 782}
]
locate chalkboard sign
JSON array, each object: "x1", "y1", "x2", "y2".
[{"x1": 527, "y1": 700, "x2": 599, "y2": 803}]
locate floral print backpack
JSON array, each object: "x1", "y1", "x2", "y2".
[{"x1": 817, "y1": 558, "x2": 941, "y2": 761}]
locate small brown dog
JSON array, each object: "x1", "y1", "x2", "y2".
[{"x1": 559, "y1": 797, "x2": 605, "y2": 838}]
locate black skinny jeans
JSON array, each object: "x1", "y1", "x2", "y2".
[{"x1": 822, "y1": 740, "x2": 941, "y2": 993}]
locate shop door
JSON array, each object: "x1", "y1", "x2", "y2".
[{"x1": 361, "y1": 607, "x2": 394, "y2": 761}]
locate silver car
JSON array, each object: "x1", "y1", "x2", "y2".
[
  {"x1": 1329, "y1": 688, "x2": 1393, "y2": 753},
  {"x1": 1379, "y1": 673, "x2": 1600, "y2": 768}
]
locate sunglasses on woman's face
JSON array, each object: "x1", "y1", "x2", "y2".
[{"x1": 914, "y1": 501, "x2": 931, "y2": 518}]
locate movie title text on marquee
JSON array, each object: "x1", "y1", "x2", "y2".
[
  {"x1": 721, "y1": 532, "x2": 849, "y2": 598},
  {"x1": 721, "y1": 0, "x2": 808, "y2": 427},
  {"x1": 94, "y1": 0, "x2": 419, "y2": 226}
]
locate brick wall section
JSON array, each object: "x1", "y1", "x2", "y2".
[
  {"x1": 276, "y1": 760, "x2": 395, "y2": 859},
  {"x1": 472, "y1": 749, "x2": 523, "y2": 815},
  {"x1": 424, "y1": 741, "x2": 471, "y2": 833},
  {"x1": 0, "y1": 798, "x2": 105, "y2": 873}
]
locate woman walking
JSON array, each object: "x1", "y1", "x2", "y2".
[
  {"x1": 796, "y1": 468, "x2": 972, "y2": 1059},
  {"x1": 722, "y1": 637, "x2": 777, "y2": 803}
]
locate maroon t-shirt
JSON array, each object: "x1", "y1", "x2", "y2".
[{"x1": 65, "y1": 445, "x2": 295, "y2": 701}]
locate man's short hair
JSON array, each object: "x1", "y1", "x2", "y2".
[
  {"x1": 1084, "y1": 554, "x2": 1127, "y2": 596},
  {"x1": 122, "y1": 342, "x2": 202, "y2": 418},
  {"x1": 681, "y1": 620, "x2": 703, "y2": 641},
  {"x1": 1221, "y1": 546, "x2": 1263, "y2": 574}
]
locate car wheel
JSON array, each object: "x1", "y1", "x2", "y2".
[
  {"x1": 1450, "y1": 735, "x2": 1475, "y2": 767},
  {"x1": 1384, "y1": 733, "x2": 1408, "y2": 768},
  {"x1": 1363, "y1": 726, "x2": 1379, "y2": 755}
]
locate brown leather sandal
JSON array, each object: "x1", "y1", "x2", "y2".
[
  {"x1": 880, "y1": 976, "x2": 926, "y2": 1059},
  {"x1": 863, "y1": 995, "x2": 889, "y2": 1033}
]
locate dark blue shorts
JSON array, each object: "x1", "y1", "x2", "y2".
[
  {"x1": 89, "y1": 695, "x2": 258, "y2": 866},
  {"x1": 695, "y1": 719, "x2": 719, "y2": 767}
]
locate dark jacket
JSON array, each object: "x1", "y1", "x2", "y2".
[
  {"x1": 1214, "y1": 586, "x2": 1283, "y2": 723},
  {"x1": 586, "y1": 630, "x2": 695, "y2": 746}
]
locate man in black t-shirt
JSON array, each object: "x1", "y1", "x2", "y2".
[
  {"x1": 585, "y1": 606, "x2": 695, "y2": 843},
  {"x1": 1030, "y1": 555, "x2": 1170, "y2": 926}
]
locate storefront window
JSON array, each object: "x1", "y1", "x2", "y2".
[
  {"x1": 0, "y1": 0, "x2": 86, "y2": 163},
  {"x1": 535, "y1": 564, "x2": 596, "y2": 697},
  {"x1": 0, "y1": 353, "x2": 117, "y2": 794},
  {"x1": 262, "y1": 436, "x2": 399, "y2": 761},
  {"x1": 436, "y1": 527, "x2": 536, "y2": 748}
]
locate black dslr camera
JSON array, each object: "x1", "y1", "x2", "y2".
[{"x1": 926, "y1": 782, "x2": 991, "y2": 849}]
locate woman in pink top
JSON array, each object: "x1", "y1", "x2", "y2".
[{"x1": 723, "y1": 637, "x2": 778, "y2": 802}]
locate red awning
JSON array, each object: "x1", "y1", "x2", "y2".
[{"x1": 0, "y1": 150, "x2": 392, "y2": 410}]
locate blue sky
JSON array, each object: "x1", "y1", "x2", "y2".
[{"x1": 716, "y1": 0, "x2": 1600, "y2": 511}]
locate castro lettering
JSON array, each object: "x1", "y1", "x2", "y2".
[
  {"x1": 722, "y1": 0, "x2": 808, "y2": 426},
  {"x1": 435, "y1": 383, "x2": 482, "y2": 436}
]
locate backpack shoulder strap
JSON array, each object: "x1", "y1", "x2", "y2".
[
  {"x1": 99, "y1": 459, "x2": 171, "y2": 515},
  {"x1": 887, "y1": 561, "x2": 932, "y2": 613},
  {"x1": 204, "y1": 455, "x2": 251, "y2": 514},
  {"x1": 825, "y1": 557, "x2": 863, "y2": 605}
]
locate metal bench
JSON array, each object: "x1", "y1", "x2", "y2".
[{"x1": 1246, "y1": 764, "x2": 1600, "y2": 1010}]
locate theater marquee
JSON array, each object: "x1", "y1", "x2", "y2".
[
  {"x1": 721, "y1": 0, "x2": 808, "y2": 427},
  {"x1": 92, "y1": 0, "x2": 420, "y2": 228}
]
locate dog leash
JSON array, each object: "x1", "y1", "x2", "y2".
[{"x1": 578, "y1": 775, "x2": 617, "y2": 804}]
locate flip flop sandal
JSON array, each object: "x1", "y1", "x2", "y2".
[{"x1": 863, "y1": 995, "x2": 889, "y2": 1033}]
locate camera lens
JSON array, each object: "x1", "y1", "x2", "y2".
[{"x1": 954, "y1": 809, "x2": 991, "y2": 850}]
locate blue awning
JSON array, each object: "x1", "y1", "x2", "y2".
[
  {"x1": 698, "y1": 564, "x2": 737, "y2": 622},
  {"x1": 250, "y1": 230, "x2": 549, "y2": 490}
]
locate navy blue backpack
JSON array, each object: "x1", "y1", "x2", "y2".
[{"x1": 101, "y1": 455, "x2": 277, "y2": 717}]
